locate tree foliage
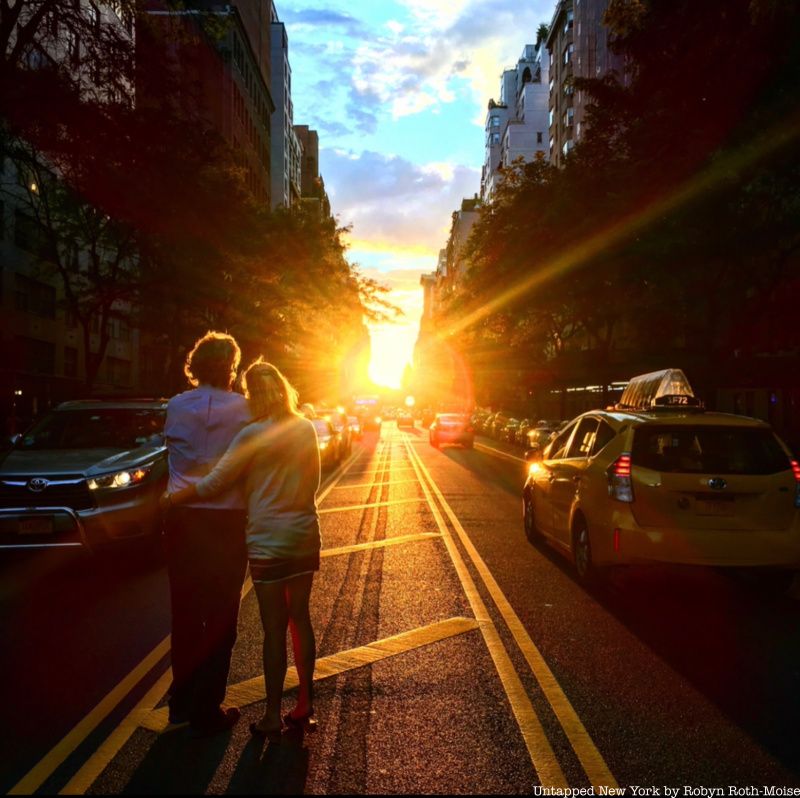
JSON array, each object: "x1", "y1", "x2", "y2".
[
  {"x1": 1, "y1": 2, "x2": 385, "y2": 399},
  {"x1": 439, "y1": 0, "x2": 800, "y2": 408}
]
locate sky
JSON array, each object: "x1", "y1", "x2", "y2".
[{"x1": 280, "y1": 0, "x2": 554, "y2": 387}]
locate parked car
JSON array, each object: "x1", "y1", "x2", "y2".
[
  {"x1": 429, "y1": 414, "x2": 475, "y2": 449},
  {"x1": 312, "y1": 418, "x2": 342, "y2": 469},
  {"x1": 477, "y1": 412, "x2": 496, "y2": 436},
  {"x1": 0, "y1": 399, "x2": 168, "y2": 552},
  {"x1": 490, "y1": 413, "x2": 513, "y2": 439},
  {"x1": 514, "y1": 419, "x2": 534, "y2": 446},
  {"x1": 503, "y1": 418, "x2": 521, "y2": 444},
  {"x1": 522, "y1": 369, "x2": 800, "y2": 585}
]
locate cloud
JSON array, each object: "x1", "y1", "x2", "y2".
[
  {"x1": 346, "y1": 0, "x2": 553, "y2": 122},
  {"x1": 281, "y1": 7, "x2": 368, "y2": 38},
  {"x1": 321, "y1": 148, "x2": 479, "y2": 263}
]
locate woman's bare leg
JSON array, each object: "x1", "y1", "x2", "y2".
[
  {"x1": 254, "y1": 580, "x2": 289, "y2": 730},
  {"x1": 286, "y1": 573, "x2": 316, "y2": 717}
]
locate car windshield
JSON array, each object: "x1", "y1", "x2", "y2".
[
  {"x1": 17, "y1": 408, "x2": 166, "y2": 451},
  {"x1": 632, "y1": 425, "x2": 790, "y2": 475}
]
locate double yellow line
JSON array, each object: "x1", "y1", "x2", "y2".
[{"x1": 403, "y1": 434, "x2": 617, "y2": 789}]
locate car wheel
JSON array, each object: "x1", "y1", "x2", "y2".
[
  {"x1": 523, "y1": 491, "x2": 540, "y2": 544},
  {"x1": 572, "y1": 516, "x2": 602, "y2": 585}
]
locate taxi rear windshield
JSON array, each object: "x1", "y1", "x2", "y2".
[{"x1": 632, "y1": 426, "x2": 790, "y2": 475}]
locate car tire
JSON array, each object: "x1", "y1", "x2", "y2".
[
  {"x1": 523, "y1": 491, "x2": 540, "y2": 544},
  {"x1": 572, "y1": 515, "x2": 603, "y2": 585}
]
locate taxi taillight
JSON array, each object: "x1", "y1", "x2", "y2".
[
  {"x1": 791, "y1": 459, "x2": 800, "y2": 508},
  {"x1": 608, "y1": 453, "x2": 634, "y2": 503}
]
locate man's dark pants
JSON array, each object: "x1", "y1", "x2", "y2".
[{"x1": 163, "y1": 506, "x2": 248, "y2": 725}]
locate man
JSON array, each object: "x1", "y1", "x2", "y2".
[{"x1": 163, "y1": 331, "x2": 250, "y2": 735}]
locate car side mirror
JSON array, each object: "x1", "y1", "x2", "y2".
[{"x1": 8, "y1": 434, "x2": 20, "y2": 446}]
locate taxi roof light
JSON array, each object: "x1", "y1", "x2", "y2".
[{"x1": 617, "y1": 369, "x2": 704, "y2": 411}]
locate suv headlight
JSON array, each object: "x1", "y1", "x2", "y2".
[{"x1": 88, "y1": 464, "x2": 154, "y2": 490}]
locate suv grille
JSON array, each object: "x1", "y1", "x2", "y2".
[{"x1": 0, "y1": 477, "x2": 94, "y2": 511}]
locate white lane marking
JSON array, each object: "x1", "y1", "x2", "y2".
[{"x1": 319, "y1": 497, "x2": 426, "y2": 515}]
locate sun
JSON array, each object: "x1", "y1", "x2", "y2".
[{"x1": 367, "y1": 323, "x2": 417, "y2": 389}]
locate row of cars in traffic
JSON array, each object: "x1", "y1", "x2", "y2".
[
  {"x1": 2, "y1": 369, "x2": 799, "y2": 590},
  {"x1": 0, "y1": 399, "x2": 374, "y2": 553}
]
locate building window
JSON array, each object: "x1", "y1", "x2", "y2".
[
  {"x1": 564, "y1": 9, "x2": 574, "y2": 33},
  {"x1": 490, "y1": 116, "x2": 501, "y2": 127},
  {"x1": 564, "y1": 43, "x2": 574, "y2": 65},
  {"x1": 14, "y1": 273, "x2": 56, "y2": 318},
  {"x1": 537, "y1": 131, "x2": 543, "y2": 144},
  {"x1": 64, "y1": 346, "x2": 78, "y2": 378},
  {"x1": 548, "y1": 108, "x2": 554, "y2": 127},
  {"x1": 14, "y1": 210, "x2": 47, "y2": 255}
]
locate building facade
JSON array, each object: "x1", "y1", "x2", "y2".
[
  {"x1": 270, "y1": 10, "x2": 302, "y2": 209},
  {"x1": 294, "y1": 124, "x2": 331, "y2": 216},
  {"x1": 482, "y1": 42, "x2": 550, "y2": 203},
  {"x1": 141, "y1": 2, "x2": 275, "y2": 206},
  {"x1": 547, "y1": 0, "x2": 625, "y2": 166}
]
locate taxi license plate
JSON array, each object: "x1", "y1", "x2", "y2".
[
  {"x1": 695, "y1": 499, "x2": 734, "y2": 516},
  {"x1": 18, "y1": 517, "x2": 54, "y2": 535}
]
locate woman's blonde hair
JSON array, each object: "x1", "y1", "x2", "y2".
[{"x1": 242, "y1": 359, "x2": 300, "y2": 420}]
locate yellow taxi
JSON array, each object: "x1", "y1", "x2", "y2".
[{"x1": 522, "y1": 370, "x2": 800, "y2": 582}]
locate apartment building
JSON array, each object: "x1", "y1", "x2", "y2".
[
  {"x1": 141, "y1": 2, "x2": 275, "y2": 206},
  {"x1": 547, "y1": 0, "x2": 625, "y2": 166},
  {"x1": 482, "y1": 42, "x2": 550, "y2": 202},
  {"x1": 294, "y1": 124, "x2": 331, "y2": 217},
  {"x1": 270, "y1": 9, "x2": 302, "y2": 209},
  {"x1": 546, "y1": 0, "x2": 575, "y2": 166}
]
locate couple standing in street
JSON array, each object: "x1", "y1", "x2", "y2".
[{"x1": 159, "y1": 331, "x2": 321, "y2": 741}]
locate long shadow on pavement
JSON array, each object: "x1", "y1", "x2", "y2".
[
  {"x1": 226, "y1": 733, "x2": 310, "y2": 795},
  {"x1": 120, "y1": 727, "x2": 233, "y2": 795}
]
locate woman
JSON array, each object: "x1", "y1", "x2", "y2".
[{"x1": 162, "y1": 360, "x2": 321, "y2": 742}]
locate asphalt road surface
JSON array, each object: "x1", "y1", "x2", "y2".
[{"x1": 3, "y1": 425, "x2": 800, "y2": 794}]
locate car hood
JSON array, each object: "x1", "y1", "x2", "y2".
[{"x1": 0, "y1": 446, "x2": 166, "y2": 477}]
